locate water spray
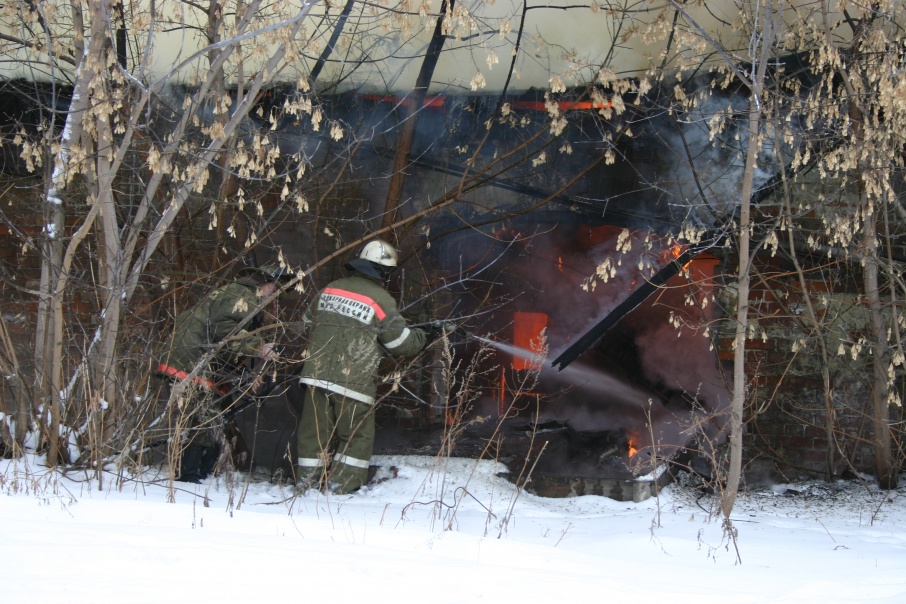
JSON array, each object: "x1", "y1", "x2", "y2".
[
  {"x1": 441, "y1": 322, "x2": 544, "y2": 366},
  {"x1": 442, "y1": 321, "x2": 654, "y2": 408}
]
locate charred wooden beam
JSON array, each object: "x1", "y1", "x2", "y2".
[{"x1": 550, "y1": 240, "x2": 716, "y2": 371}]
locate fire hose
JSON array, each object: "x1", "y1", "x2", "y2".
[
  {"x1": 429, "y1": 320, "x2": 513, "y2": 352},
  {"x1": 426, "y1": 320, "x2": 496, "y2": 348}
]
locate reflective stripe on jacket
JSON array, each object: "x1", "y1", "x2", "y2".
[
  {"x1": 155, "y1": 363, "x2": 228, "y2": 395},
  {"x1": 299, "y1": 273, "x2": 426, "y2": 404}
]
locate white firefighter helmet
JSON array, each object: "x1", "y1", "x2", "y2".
[{"x1": 359, "y1": 239, "x2": 398, "y2": 268}]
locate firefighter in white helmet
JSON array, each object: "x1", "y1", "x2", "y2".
[{"x1": 296, "y1": 239, "x2": 431, "y2": 493}]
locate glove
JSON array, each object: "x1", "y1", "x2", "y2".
[
  {"x1": 258, "y1": 342, "x2": 280, "y2": 362},
  {"x1": 426, "y1": 320, "x2": 456, "y2": 341},
  {"x1": 425, "y1": 323, "x2": 442, "y2": 341}
]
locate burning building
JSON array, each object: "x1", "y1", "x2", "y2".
[
  {"x1": 391, "y1": 220, "x2": 730, "y2": 499},
  {"x1": 0, "y1": 1, "x2": 902, "y2": 495}
]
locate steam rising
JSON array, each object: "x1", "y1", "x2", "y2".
[{"x1": 437, "y1": 224, "x2": 730, "y2": 474}]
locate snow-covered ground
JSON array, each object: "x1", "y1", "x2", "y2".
[{"x1": 1, "y1": 454, "x2": 904, "y2": 603}]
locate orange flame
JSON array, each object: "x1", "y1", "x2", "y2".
[
  {"x1": 663, "y1": 244, "x2": 683, "y2": 262},
  {"x1": 557, "y1": 256, "x2": 563, "y2": 272},
  {"x1": 628, "y1": 441, "x2": 638, "y2": 457},
  {"x1": 663, "y1": 243, "x2": 692, "y2": 271}
]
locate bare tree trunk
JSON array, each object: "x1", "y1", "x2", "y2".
[
  {"x1": 88, "y1": 0, "x2": 123, "y2": 472},
  {"x1": 94, "y1": 138, "x2": 121, "y2": 435},
  {"x1": 863, "y1": 200, "x2": 897, "y2": 489},
  {"x1": 381, "y1": 0, "x2": 452, "y2": 233},
  {"x1": 723, "y1": 0, "x2": 778, "y2": 520},
  {"x1": 34, "y1": 39, "x2": 90, "y2": 465},
  {"x1": 837, "y1": 9, "x2": 899, "y2": 491},
  {"x1": 34, "y1": 185, "x2": 66, "y2": 465},
  {"x1": 207, "y1": 0, "x2": 242, "y2": 264},
  {"x1": 309, "y1": 0, "x2": 356, "y2": 84}
]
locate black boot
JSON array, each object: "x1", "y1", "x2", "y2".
[{"x1": 178, "y1": 444, "x2": 220, "y2": 483}]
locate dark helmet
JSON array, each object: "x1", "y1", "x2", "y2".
[
  {"x1": 346, "y1": 239, "x2": 398, "y2": 282},
  {"x1": 239, "y1": 264, "x2": 294, "y2": 284}
]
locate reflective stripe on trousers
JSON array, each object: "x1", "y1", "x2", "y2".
[
  {"x1": 333, "y1": 453, "x2": 369, "y2": 469},
  {"x1": 297, "y1": 386, "x2": 375, "y2": 493}
]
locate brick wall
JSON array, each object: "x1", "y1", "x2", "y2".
[{"x1": 717, "y1": 251, "x2": 898, "y2": 480}]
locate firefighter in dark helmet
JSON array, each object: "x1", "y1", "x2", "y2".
[
  {"x1": 157, "y1": 264, "x2": 291, "y2": 482},
  {"x1": 296, "y1": 239, "x2": 435, "y2": 494}
]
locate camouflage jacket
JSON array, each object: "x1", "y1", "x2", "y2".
[
  {"x1": 158, "y1": 282, "x2": 266, "y2": 382},
  {"x1": 299, "y1": 273, "x2": 427, "y2": 404}
]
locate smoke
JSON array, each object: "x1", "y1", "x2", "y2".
[
  {"x1": 466, "y1": 226, "x2": 676, "y2": 356},
  {"x1": 636, "y1": 319, "x2": 729, "y2": 415},
  {"x1": 640, "y1": 79, "x2": 783, "y2": 227},
  {"x1": 435, "y1": 220, "x2": 731, "y2": 474}
]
